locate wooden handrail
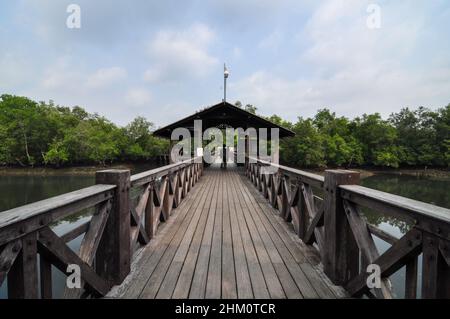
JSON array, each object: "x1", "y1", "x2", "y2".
[
  {"x1": 340, "y1": 184, "x2": 450, "y2": 225},
  {"x1": 131, "y1": 156, "x2": 203, "y2": 186},
  {"x1": 0, "y1": 156, "x2": 204, "y2": 299},
  {"x1": 244, "y1": 157, "x2": 450, "y2": 299},
  {"x1": 0, "y1": 185, "x2": 115, "y2": 246},
  {"x1": 0, "y1": 185, "x2": 115, "y2": 227},
  {"x1": 247, "y1": 155, "x2": 324, "y2": 188}
]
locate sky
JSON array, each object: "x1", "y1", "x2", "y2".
[{"x1": 1, "y1": 0, "x2": 449, "y2": 128}]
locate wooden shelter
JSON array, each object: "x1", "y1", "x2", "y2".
[{"x1": 152, "y1": 101, "x2": 295, "y2": 139}]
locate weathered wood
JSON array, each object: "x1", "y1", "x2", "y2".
[
  {"x1": 130, "y1": 157, "x2": 202, "y2": 187},
  {"x1": 4, "y1": 153, "x2": 450, "y2": 300},
  {"x1": 0, "y1": 185, "x2": 115, "y2": 246},
  {"x1": 157, "y1": 171, "x2": 216, "y2": 299},
  {"x1": 40, "y1": 255, "x2": 52, "y2": 299},
  {"x1": 140, "y1": 171, "x2": 209, "y2": 299},
  {"x1": 110, "y1": 168, "x2": 348, "y2": 299},
  {"x1": 221, "y1": 174, "x2": 237, "y2": 299},
  {"x1": 130, "y1": 207, "x2": 149, "y2": 246},
  {"x1": 346, "y1": 228, "x2": 422, "y2": 296},
  {"x1": 7, "y1": 232, "x2": 38, "y2": 299},
  {"x1": 64, "y1": 201, "x2": 111, "y2": 298},
  {"x1": 236, "y1": 174, "x2": 287, "y2": 299},
  {"x1": 237, "y1": 174, "x2": 312, "y2": 298},
  {"x1": 60, "y1": 222, "x2": 90, "y2": 243},
  {"x1": 281, "y1": 177, "x2": 291, "y2": 222},
  {"x1": 247, "y1": 156, "x2": 324, "y2": 189},
  {"x1": 205, "y1": 170, "x2": 224, "y2": 298},
  {"x1": 340, "y1": 185, "x2": 450, "y2": 228},
  {"x1": 122, "y1": 173, "x2": 209, "y2": 298},
  {"x1": 421, "y1": 234, "x2": 450, "y2": 298},
  {"x1": 38, "y1": 227, "x2": 110, "y2": 296},
  {"x1": 0, "y1": 240, "x2": 22, "y2": 287},
  {"x1": 298, "y1": 183, "x2": 315, "y2": 240},
  {"x1": 130, "y1": 183, "x2": 151, "y2": 247},
  {"x1": 227, "y1": 172, "x2": 270, "y2": 299},
  {"x1": 343, "y1": 200, "x2": 393, "y2": 299},
  {"x1": 225, "y1": 172, "x2": 253, "y2": 299},
  {"x1": 238, "y1": 170, "x2": 341, "y2": 298},
  {"x1": 304, "y1": 208, "x2": 324, "y2": 245},
  {"x1": 440, "y1": 240, "x2": 450, "y2": 266},
  {"x1": 145, "y1": 184, "x2": 161, "y2": 239},
  {"x1": 244, "y1": 158, "x2": 450, "y2": 299},
  {"x1": 343, "y1": 201, "x2": 379, "y2": 262},
  {"x1": 247, "y1": 184, "x2": 338, "y2": 298},
  {"x1": 323, "y1": 170, "x2": 360, "y2": 285},
  {"x1": 367, "y1": 223, "x2": 398, "y2": 245},
  {"x1": 95, "y1": 170, "x2": 131, "y2": 285},
  {"x1": 172, "y1": 173, "x2": 219, "y2": 298},
  {"x1": 405, "y1": 256, "x2": 418, "y2": 299}
]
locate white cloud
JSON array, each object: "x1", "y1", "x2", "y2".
[
  {"x1": 41, "y1": 57, "x2": 83, "y2": 90},
  {"x1": 143, "y1": 23, "x2": 218, "y2": 83},
  {"x1": 86, "y1": 67, "x2": 127, "y2": 88},
  {"x1": 258, "y1": 30, "x2": 283, "y2": 50},
  {"x1": 125, "y1": 88, "x2": 152, "y2": 107},
  {"x1": 232, "y1": 47, "x2": 242, "y2": 59},
  {"x1": 0, "y1": 52, "x2": 33, "y2": 90},
  {"x1": 229, "y1": 1, "x2": 450, "y2": 121},
  {"x1": 233, "y1": 66, "x2": 450, "y2": 122}
]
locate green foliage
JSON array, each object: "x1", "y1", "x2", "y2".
[
  {"x1": 244, "y1": 104, "x2": 258, "y2": 114},
  {"x1": 281, "y1": 118, "x2": 325, "y2": 167},
  {"x1": 0, "y1": 94, "x2": 448, "y2": 168},
  {"x1": 0, "y1": 94, "x2": 168, "y2": 167},
  {"x1": 279, "y1": 105, "x2": 449, "y2": 168}
]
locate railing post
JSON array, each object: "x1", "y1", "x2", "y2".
[
  {"x1": 323, "y1": 170, "x2": 360, "y2": 285},
  {"x1": 95, "y1": 169, "x2": 131, "y2": 285},
  {"x1": 7, "y1": 232, "x2": 38, "y2": 299},
  {"x1": 421, "y1": 233, "x2": 450, "y2": 298}
]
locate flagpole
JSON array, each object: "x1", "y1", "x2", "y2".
[
  {"x1": 224, "y1": 63, "x2": 229, "y2": 103},
  {"x1": 224, "y1": 73, "x2": 226, "y2": 102}
]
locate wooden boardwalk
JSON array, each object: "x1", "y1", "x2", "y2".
[{"x1": 108, "y1": 166, "x2": 347, "y2": 299}]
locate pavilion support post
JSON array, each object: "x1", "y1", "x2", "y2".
[
  {"x1": 169, "y1": 140, "x2": 175, "y2": 164},
  {"x1": 323, "y1": 170, "x2": 360, "y2": 285},
  {"x1": 245, "y1": 135, "x2": 249, "y2": 167},
  {"x1": 256, "y1": 130, "x2": 260, "y2": 160}
]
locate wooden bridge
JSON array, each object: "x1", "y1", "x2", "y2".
[
  {"x1": 1, "y1": 156, "x2": 449, "y2": 299},
  {"x1": 108, "y1": 164, "x2": 345, "y2": 299},
  {"x1": 1, "y1": 102, "x2": 449, "y2": 299}
]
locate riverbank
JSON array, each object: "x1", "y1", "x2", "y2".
[
  {"x1": 300, "y1": 167, "x2": 450, "y2": 180},
  {"x1": 0, "y1": 162, "x2": 161, "y2": 176},
  {"x1": 1, "y1": 163, "x2": 448, "y2": 179}
]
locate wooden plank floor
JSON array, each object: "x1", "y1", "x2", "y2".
[{"x1": 108, "y1": 165, "x2": 347, "y2": 299}]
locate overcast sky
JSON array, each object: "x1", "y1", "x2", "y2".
[{"x1": 1, "y1": 0, "x2": 449, "y2": 128}]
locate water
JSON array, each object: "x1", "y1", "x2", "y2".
[
  {"x1": 360, "y1": 173, "x2": 450, "y2": 298},
  {"x1": 0, "y1": 164, "x2": 157, "y2": 299},
  {"x1": 0, "y1": 169, "x2": 449, "y2": 298}
]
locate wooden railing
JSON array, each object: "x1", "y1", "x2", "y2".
[
  {"x1": 245, "y1": 156, "x2": 450, "y2": 299},
  {"x1": 0, "y1": 157, "x2": 203, "y2": 299}
]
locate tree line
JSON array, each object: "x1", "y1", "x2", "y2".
[
  {"x1": 1, "y1": 94, "x2": 448, "y2": 168},
  {"x1": 0, "y1": 94, "x2": 168, "y2": 167},
  {"x1": 259, "y1": 103, "x2": 449, "y2": 168}
]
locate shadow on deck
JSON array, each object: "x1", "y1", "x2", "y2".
[{"x1": 108, "y1": 165, "x2": 347, "y2": 299}]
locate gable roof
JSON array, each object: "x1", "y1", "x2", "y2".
[{"x1": 152, "y1": 101, "x2": 295, "y2": 138}]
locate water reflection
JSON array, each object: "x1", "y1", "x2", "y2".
[
  {"x1": 359, "y1": 173, "x2": 449, "y2": 298},
  {"x1": 0, "y1": 164, "x2": 157, "y2": 299},
  {"x1": 360, "y1": 173, "x2": 450, "y2": 234}
]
